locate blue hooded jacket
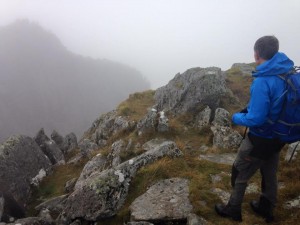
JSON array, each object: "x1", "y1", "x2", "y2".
[{"x1": 232, "y1": 52, "x2": 294, "y2": 138}]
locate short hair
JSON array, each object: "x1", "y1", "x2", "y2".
[{"x1": 254, "y1": 36, "x2": 279, "y2": 60}]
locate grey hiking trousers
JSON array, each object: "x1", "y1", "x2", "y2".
[{"x1": 229, "y1": 135, "x2": 280, "y2": 207}]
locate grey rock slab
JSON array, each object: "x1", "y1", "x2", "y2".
[
  {"x1": 130, "y1": 178, "x2": 193, "y2": 222},
  {"x1": 199, "y1": 153, "x2": 236, "y2": 165},
  {"x1": 187, "y1": 213, "x2": 207, "y2": 225},
  {"x1": 63, "y1": 141, "x2": 182, "y2": 221}
]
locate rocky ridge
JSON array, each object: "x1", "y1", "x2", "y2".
[{"x1": 0, "y1": 66, "x2": 299, "y2": 225}]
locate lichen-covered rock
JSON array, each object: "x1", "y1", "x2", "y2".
[
  {"x1": 62, "y1": 141, "x2": 182, "y2": 221},
  {"x1": 210, "y1": 126, "x2": 242, "y2": 149},
  {"x1": 142, "y1": 138, "x2": 167, "y2": 151},
  {"x1": 64, "y1": 178, "x2": 77, "y2": 193},
  {"x1": 155, "y1": 67, "x2": 227, "y2": 114},
  {"x1": 0, "y1": 135, "x2": 52, "y2": 205},
  {"x1": 75, "y1": 154, "x2": 107, "y2": 190},
  {"x1": 129, "y1": 178, "x2": 193, "y2": 222},
  {"x1": 231, "y1": 63, "x2": 254, "y2": 76},
  {"x1": 108, "y1": 139, "x2": 126, "y2": 167},
  {"x1": 195, "y1": 106, "x2": 211, "y2": 129},
  {"x1": 212, "y1": 108, "x2": 231, "y2": 127}
]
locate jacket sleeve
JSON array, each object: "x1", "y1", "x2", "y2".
[{"x1": 232, "y1": 78, "x2": 270, "y2": 127}]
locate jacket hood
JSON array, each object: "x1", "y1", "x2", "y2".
[{"x1": 252, "y1": 52, "x2": 294, "y2": 77}]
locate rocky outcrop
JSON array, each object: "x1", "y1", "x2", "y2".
[
  {"x1": 155, "y1": 67, "x2": 227, "y2": 114},
  {"x1": 137, "y1": 108, "x2": 157, "y2": 135},
  {"x1": 129, "y1": 178, "x2": 193, "y2": 223},
  {"x1": 0, "y1": 135, "x2": 52, "y2": 205},
  {"x1": 0, "y1": 190, "x2": 25, "y2": 223},
  {"x1": 62, "y1": 140, "x2": 182, "y2": 221},
  {"x1": 50, "y1": 130, "x2": 64, "y2": 149},
  {"x1": 84, "y1": 110, "x2": 133, "y2": 147},
  {"x1": 108, "y1": 139, "x2": 126, "y2": 167},
  {"x1": 231, "y1": 63, "x2": 254, "y2": 76},
  {"x1": 34, "y1": 129, "x2": 65, "y2": 165},
  {"x1": 35, "y1": 195, "x2": 69, "y2": 217}
]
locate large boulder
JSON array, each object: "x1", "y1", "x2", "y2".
[
  {"x1": 154, "y1": 67, "x2": 227, "y2": 114},
  {"x1": 129, "y1": 178, "x2": 193, "y2": 223},
  {"x1": 62, "y1": 140, "x2": 182, "y2": 221},
  {"x1": 0, "y1": 135, "x2": 52, "y2": 205},
  {"x1": 61, "y1": 133, "x2": 78, "y2": 153}
]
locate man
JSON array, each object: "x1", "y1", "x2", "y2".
[{"x1": 215, "y1": 36, "x2": 294, "y2": 222}]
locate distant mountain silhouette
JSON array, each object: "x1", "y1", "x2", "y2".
[{"x1": 0, "y1": 20, "x2": 150, "y2": 142}]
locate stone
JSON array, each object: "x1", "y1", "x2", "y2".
[
  {"x1": 34, "y1": 129, "x2": 65, "y2": 165},
  {"x1": 142, "y1": 138, "x2": 167, "y2": 151},
  {"x1": 0, "y1": 135, "x2": 52, "y2": 205},
  {"x1": 157, "y1": 111, "x2": 169, "y2": 132},
  {"x1": 285, "y1": 142, "x2": 300, "y2": 161},
  {"x1": 0, "y1": 190, "x2": 25, "y2": 223},
  {"x1": 212, "y1": 108, "x2": 230, "y2": 127},
  {"x1": 155, "y1": 67, "x2": 227, "y2": 114},
  {"x1": 64, "y1": 178, "x2": 77, "y2": 193},
  {"x1": 78, "y1": 139, "x2": 98, "y2": 157},
  {"x1": 62, "y1": 141, "x2": 182, "y2": 221},
  {"x1": 137, "y1": 108, "x2": 157, "y2": 135},
  {"x1": 75, "y1": 154, "x2": 107, "y2": 190},
  {"x1": 61, "y1": 133, "x2": 78, "y2": 153},
  {"x1": 199, "y1": 153, "x2": 236, "y2": 165},
  {"x1": 211, "y1": 188, "x2": 230, "y2": 205},
  {"x1": 187, "y1": 213, "x2": 207, "y2": 225},
  {"x1": 50, "y1": 130, "x2": 64, "y2": 149},
  {"x1": 130, "y1": 178, "x2": 193, "y2": 222},
  {"x1": 108, "y1": 139, "x2": 126, "y2": 167},
  {"x1": 5, "y1": 217, "x2": 54, "y2": 225},
  {"x1": 284, "y1": 195, "x2": 300, "y2": 209},
  {"x1": 35, "y1": 195, "x2": 69, "y2": 215},
  {"x1": 195, "y1": 106, "x2": 211, "y2": 130},
  {"x1": 84, "y1": 110, "x2": 132, "y2": 147},
  {"x1": 126, "y1": 222, "x2": 154, "y2": 225},
  {"x1": 210, "y1": 126, "x2": 242, "y2": 149}
]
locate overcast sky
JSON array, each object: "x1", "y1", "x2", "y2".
[{"x1": 1, "y1": 0, "x2": 299, "y2": 88}]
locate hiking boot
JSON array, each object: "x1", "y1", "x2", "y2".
[
  {"x1": 250, "y1": 196, "x2": 274, "y2": 223},
  {"x1": 215, "y1": 203, "x2": 242, "y2": 222}
]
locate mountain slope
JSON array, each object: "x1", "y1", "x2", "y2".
[{"x1": 0, "y1": 20, "x2": 150, "y2": 141}]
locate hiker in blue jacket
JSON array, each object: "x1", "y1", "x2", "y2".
[{"x1": 215, "y1": 36, "x2": 294, "y2": 222}]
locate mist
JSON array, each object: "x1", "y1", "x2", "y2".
[{"x1": 1, "y1": 0, "x2": 299, "y2": 88}]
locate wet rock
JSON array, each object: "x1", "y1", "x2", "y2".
[{"x1": 130, "y1": 178, "x2": 193, "y2": 222}]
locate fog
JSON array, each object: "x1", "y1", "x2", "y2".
[{"x1": 1, "y1": 0, "x2": 299, "y2": 88}]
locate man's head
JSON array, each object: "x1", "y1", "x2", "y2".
[{"x1": 254, "y1": 36, "x2": 279, "y2": 65}]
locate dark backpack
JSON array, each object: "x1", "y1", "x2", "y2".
[{"x1": 272, "y1": 66, "x2": 300, "y2": 143}]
